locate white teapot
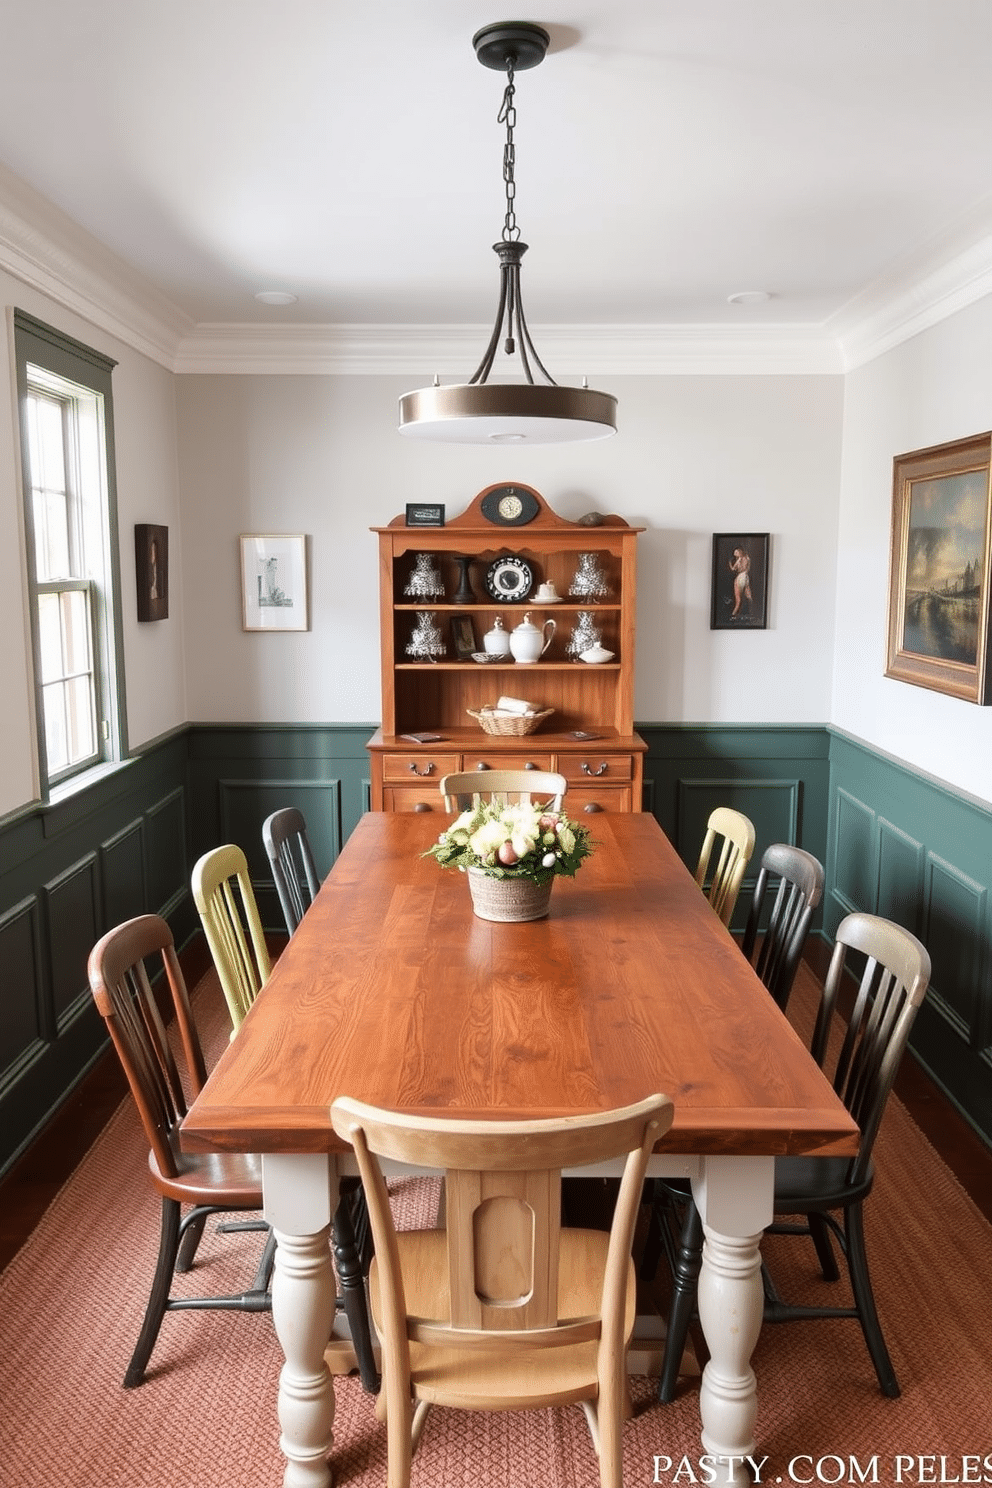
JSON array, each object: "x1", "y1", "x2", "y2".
[{"x1": 509, "y1": 612, "x2": 555, "y2": 664}]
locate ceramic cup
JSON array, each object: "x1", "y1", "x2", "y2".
[{"x1": 533, "y1": 582, "x2": 562, "y2": 603}]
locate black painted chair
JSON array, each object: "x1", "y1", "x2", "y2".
[
  {"x1": 740, "y1": 843, "x2": 825, "y2": 1013},
  {"x1": 648, "y1": 911, "x2": 930, "y2": 1402},
  {"x1": 261, "y1": 806, "x2": 380, "y2": 1393}
]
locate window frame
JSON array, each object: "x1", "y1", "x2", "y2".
[{"x1": 14, "y1": 309, "x2": 128, "y2": 799}]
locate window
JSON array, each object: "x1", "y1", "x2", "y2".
[{"x1": 14, "y1": 311, "x2": 126, "y2": 795}]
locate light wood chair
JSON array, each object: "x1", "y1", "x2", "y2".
[
  {"x1": 191, "y1": 843, "x2": 271, "y2": 1032},
  {"x1": 262, "y1": 806, "x2": 322, "y2": 935},
  {"x1": 440, "y1": 769, "x2": 567, "y2": 813},
  {"x1": 694, "y1": 806, "x2": 756, "y2": 926},
  {"x1": 330, "y1": 1092, "x2": 674, "y2": 1488},
  {"x1": 87, "y1": 914, "x2": 273, "y2": 1387},
  {"x1": 649, "y1": 911, "x2": 930, "y2": 1403}
]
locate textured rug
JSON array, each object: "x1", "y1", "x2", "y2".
[{"x1": 2, "y1": 965, "x2": 991, "y2": 1488}]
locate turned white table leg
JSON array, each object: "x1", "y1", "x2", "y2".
[
  {"x1": 264, "y1": 1154, "x2": 339, "y2": 1488},
  {"x1": 693, "y1": 1155, "x2": 774, "y2": 1488}
]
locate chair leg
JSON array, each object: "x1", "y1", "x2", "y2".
[
  {"x1": 808, "y1": 1212, "x2": 840, "y2": 1282},
  {"x1": 176, "y1": 1210, "x2": 208, "y2": 1273},
  {"x1": 845, "y1": 1202, "x2": 899, "y2": 1398},
  {"x1": 658, "y1": 1199, "x2": 703, "y2": 1403},
  {"x1": 333, "y1": 1193, "x2": 381, "y2": 1393},
  {"x1": 125, "y1": 1196, "x2": 181, "y2": 1388}
]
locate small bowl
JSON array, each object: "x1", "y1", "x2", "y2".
[
  {"x1": 579, "y1": 646, "x2": 615, "y2": 664},
  {"x1": 472, "y1": 652, "x2": 502, "y2": 663}
]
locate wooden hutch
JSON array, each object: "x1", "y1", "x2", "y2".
[{"x1": 367, "y1": 484, "x2": 646, "y2": 814}]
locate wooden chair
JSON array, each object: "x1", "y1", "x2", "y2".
[
  {"x1": 330, "y1": 1093, "x2": 674, "y2": 1488},
  {"x1": 262, "y1": 806, "x2": 321, "y2": 936},
  {"x1": 740, "y1": 843, "x2": 825, "y2": 1012},
  {"x1": 693, "y1": 806, "x2": 756, "y2": 926},
  {"x1": 440, "y1": 769, "x2": 567, "y2": 812},
  {"x1": 191, "y1": 843, "x2": 271, "y2": 1032},
  {"x1": 87, "y1": 914, "x2": 272, "y2": 1387},
  {"x1": 649, "y1": 912, "x2": 930, "y2": 1402}
]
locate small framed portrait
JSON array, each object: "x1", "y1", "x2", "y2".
[
  {"x1": 135, "y1": 524, "x2": 168, "y2": 621},
  {"x1": 450, "y1": 614, "x2": 477, "y2": 659},
  {"x1": 886, "y1": 432, "x2": 992, "y2": 703},
  {"x1": 240, "y1": 534, "x2": 309, "y2": 631},
  {"x1": 710, "y1": 534, "x2": 769, "y2": 630}
]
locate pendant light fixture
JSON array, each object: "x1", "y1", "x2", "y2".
[{"x1": 398, "y1": 21, "x2": 617, "y2": 445}]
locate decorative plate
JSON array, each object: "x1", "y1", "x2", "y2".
[{"x1": 484, "y1": 555, "x2": 534, "y2": 603}]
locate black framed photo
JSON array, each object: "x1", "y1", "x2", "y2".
[
  {"x1": 406, "y1": 502, "x2": 445, "y2": 527},
  {"x1": 450, "y1": 614, "x2": 477, "y2": 659},
  {"x1": 711, "y1": 533, "x2": 769, "y2": 630},
  {"x1": 135, "y1": 523, "x2": 168, "y2": 621}
]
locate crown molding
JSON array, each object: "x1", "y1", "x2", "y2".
[
  {"x1": 0, "y1": 164, "x2": 189, "y2": 368},
  {"x1": 2, "y1": 164, "x2": 992, "y2": 378},
  {"x1": 172, "y1": 321, "x2": 843, "y2": 376}
]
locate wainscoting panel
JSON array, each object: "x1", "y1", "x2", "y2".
[
  {"x1": 0, "y1": 896, "x2": 45, "y2": 1091},
  {"x1": 99, "y1": 818, "x2": 147, "y2": 932},
  {"x1": 45, "y1": 854, "x2": 99, "y2": 1028},
  {"x1": 145, "y1": 787, "x2": 188, "y2": 918},
  {"x1": 827, "y1": 729, "x2": 992, "y2": 1146}
]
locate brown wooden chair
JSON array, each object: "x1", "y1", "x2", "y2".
[
  {"x1": 694, "y1": 806, "x2": 756, "y2": 926},
  {"x1": 87, "y1": 913, "x2": 272, "y2": 1387},
  {"x1": 649, "y1": 911, "x2": 930, "y2": 1402},
  {"x1": 440, "y1": 769, "x2": 567, "y2": 813},
  {"x1": 331, "y1": 1092, "x2": 673, "y2": 1488}
]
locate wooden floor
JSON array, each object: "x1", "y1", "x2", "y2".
[{"x1": 2, "y1": 937, "x2": 991, "y2": 1273}]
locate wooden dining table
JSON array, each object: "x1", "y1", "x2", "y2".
[{"x1": 181, "y1": 810, "x2": 857, "y2": 1488}]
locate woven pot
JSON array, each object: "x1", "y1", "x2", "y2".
[{"x1": 467, "y1": 867, "x2": 553, "y2": 922}]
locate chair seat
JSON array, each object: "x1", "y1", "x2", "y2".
[
  {"x1": 370, "y1": 1226, "x2": 637, "y2": 1411},
  {"x1": 770, "y1": 1154, "x2": 873, "y2": 1210},
  {"x1": 150, "y1": 1139, "x2": 264, "y2": 1208}
]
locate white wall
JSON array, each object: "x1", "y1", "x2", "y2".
[
  {"x1": 833, "y1": 296, "x2": 992, "y2": 802},
  {"x1": 0, "y1": 275, "x2": 186, "y2": 818},
  {"x1": 175, "y1": 371, "x2": 843, "y2": 727}
]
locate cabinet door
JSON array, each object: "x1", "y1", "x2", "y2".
[
  {"x1": 382, "y1": 787, "x2": 446, "y2": 813},
  {"x1": 564, "y1": 784, "x2": 634, "y2": 815}
]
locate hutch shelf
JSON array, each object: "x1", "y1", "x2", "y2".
[{"x1": 367, "y1": 484, "x2": 646, "y2": 814}]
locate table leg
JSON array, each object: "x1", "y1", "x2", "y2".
[
  {"x1": 693, "y1": 1155, "x2": 774, "y2": 1488},
  {"x1": 264, "y1": 1154, "x2": 339, "y2": 1488}
]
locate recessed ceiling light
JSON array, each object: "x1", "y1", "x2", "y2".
[
  {"x1": 727, "y1": 290, "x2": 772, "y2": 306},
  {"x1": 254, "y1": 290, "x2": 298, "y2": 306}
]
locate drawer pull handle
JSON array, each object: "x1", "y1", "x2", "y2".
[
  {"x1": 474, "y1": 762, "x2": 490, "y2": 771},
  {"x1": 414, "y1": 802, "x2": 433, "y2": 813},
  {"x1": 583, "y1": 801, "x2": 604, "y2": 813},
  {"x1": 581, "y1": 761, "x2": 609, "y2": 777},
  {"x1": 524, "y1": 761, "x2": 536, "y2": 770},
  {"x1": 408, "y1": 761, "x2": 435, "y2": 776}
]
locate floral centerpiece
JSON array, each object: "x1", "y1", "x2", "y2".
[{"x1": 423, "y1": 799, "x2": 594, "y2": 922}]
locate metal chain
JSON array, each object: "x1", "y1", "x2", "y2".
[{"x1": 498, "y1": 64, "x2": 519, "y2": 242}]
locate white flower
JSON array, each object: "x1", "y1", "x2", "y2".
[{"x1": 469, "y1": 818, "x2": 509, "y2": 864}]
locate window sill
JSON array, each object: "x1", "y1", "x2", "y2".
[{"x1": 42, "y1": 758, "x2": 136, "y2": 838}]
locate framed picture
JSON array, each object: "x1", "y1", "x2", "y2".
[
  {"x1": 710, "y1": 534, "x2": 769, "y2": 630},
  {"x1": 135, "y1": 523, "x2": 168, "y2": 621},
  {"x1": 450, "y1": 614, "x2": 477, "y2": 659},
  {"x1": 240, "y1": 534, "x2": 309, "y2": 631},
  {"x1": 406, "y1": 502, "x2": 445, "y2": 527},
  {"x1": 886, "y1": 432, "x2": 992, "y2": 703}
]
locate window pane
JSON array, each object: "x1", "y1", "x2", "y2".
[
  {"x1": 61, "y1": 590, "x2": 91, "y2": 677},
  {"x1": 28, "y1": 394, "x2": 71, "y2": 581},
  {"x1": 42, "y1": 684, "x2": 68, "y2": 775},
  {"x1": 37, "y1": 593, "x2": 64, "y2": 683},
  {"x1": 66, "y1": 675, "x2": 96, "y2": 763}
]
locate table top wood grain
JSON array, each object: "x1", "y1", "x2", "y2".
[{"x1": 181, "y1": 812, "x2": 858, "y2": 1159}]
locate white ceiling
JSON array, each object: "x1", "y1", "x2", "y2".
[{"x1": 2, "y1": 0, "x2": 992, "y2": 361}]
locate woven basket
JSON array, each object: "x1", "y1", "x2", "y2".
[
  {"x1": 467, "y1": 706, "x2": 554, "y2": 737},
  {"x1": 467, "y1": 867, "x2": 553, "y2": 922}
]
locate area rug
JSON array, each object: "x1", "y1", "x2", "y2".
[{"x1": 2, "y1": 966, "x2": 991, "y2": 1488}]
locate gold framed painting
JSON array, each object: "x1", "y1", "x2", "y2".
[{"x1": 886, "y1": 432, "x2": 992, "y2": 703}]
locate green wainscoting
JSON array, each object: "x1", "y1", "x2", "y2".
[
  {"x1": 826, "y1": 728, "x2": 992, "y2": 1147},
  {"x1": 2, "y1": 720, "x2": 990, "y2": 1175},
  {"x1": 639, "y1": 724, "x2": 832, "y2": 931}
]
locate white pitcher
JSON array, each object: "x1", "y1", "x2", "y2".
[{"x1": 509, "y1": 613, "x2": 555, "y2": 664}]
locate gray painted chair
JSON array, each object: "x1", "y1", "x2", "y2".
[{"x1": 262, "y1": 806, "x2": 322, "y2": 935}]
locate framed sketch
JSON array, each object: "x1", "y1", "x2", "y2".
[
  {"x1": 886, "y1": 432, "x2": 992, "y2": 703},
  {"x1": 240, "y1": 534, "x2": 309, "y2": 631},
  {"x1": 406, "y1": 502, "x2": 445, "y2": 527},
  {"x1": 450, "y1": 614, "x2": 477, "y2": 659},
  {"x1": 135, "y1": 523, "x2": 168, "y2": 621},
  {"x1": 710, "y1": 533, "x2": 769, "y2": 630}
]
